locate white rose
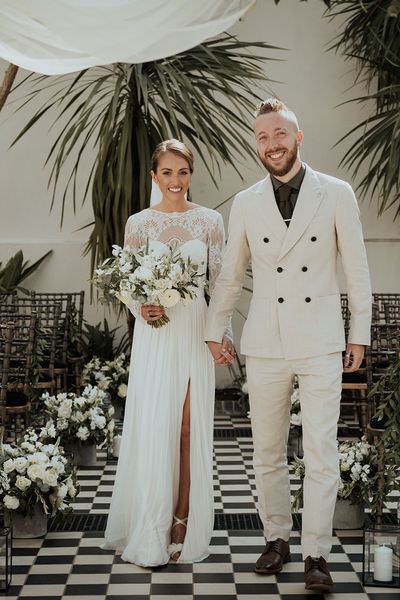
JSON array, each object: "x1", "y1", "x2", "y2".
[
  {"x1": 15, "y1": 475, "x2": 32, "y2": 491},
  {"x1": 43, "y1": 468, "x2": 59, "y2": 487},
  {"x1": 4, "y1": 495, "x2": 19, "y2": 510},
  {"x1": 50, "y1": 457, "x2": 65, "y2": 475},
  {"x1": 133, "y1": 265, "x2": 154, "y2": 281},
  {"x1": 91, "y1": 415, "x2": 106, "y2": 430},
  {"x1": 20, "y1": 442, "x2": 35, "y2": 453},
  {"x1": 74, "y1": 398, "x2": 86, "y2": 409},
  {"x1": 58, "y1": 399, "x2": 73, "y2": 419},
  {"x1": 118, "y1": 383, "x2": 127, "y2": 398},
  {"x1": 77, "y1": 426, "x2": 90, "y2": 441},
  {"x1": 27, "y1": 463, "x2": 45, "y2": 482},
  {"x1": 160, "y1": 289, "x2": 180, "y2": 308},
  {"x1": 14, "y1": 456, "x2": 28, "y2": 473},
  {"x1": 30, "y1": 452, "x2": 48, "y2": 464},
  {"x1": 3, "y1": 459, "x2": 15, "y2": 474}
]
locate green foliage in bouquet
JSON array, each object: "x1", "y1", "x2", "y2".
[{"x1": 0, "y1": 427, "x2": 79, "y2": 518}]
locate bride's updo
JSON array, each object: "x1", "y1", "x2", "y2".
[{"x1": 151, "y1": 139, "x2": 194, "y2": 174}]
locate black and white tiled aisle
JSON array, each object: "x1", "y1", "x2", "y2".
[{"x1": 4, "y1": 414, "x2": 400, "y2": 599}]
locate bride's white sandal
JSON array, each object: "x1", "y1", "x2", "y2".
[{"x1": 168, "y1": 515, "x2": 188, "y2": 560}]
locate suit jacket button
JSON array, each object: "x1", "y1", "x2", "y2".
[
  {"x1": 311, "y1": 236, "x2": 317, "y2": 242},
  {"x1": 278, "y1": 297, "x2": 284, "y2": 303},
  {"x1": 302, "y1": 266, "x2": 308, "y2": 272},
  {"x1": 263, "y1": 237, "x2": 269, "y2": 243},
  {"x1": 277, "y1": 267, "x2": 283, "y2": 273},
  {"x1": 305, "y1": 297, "x2": 311, "y2": 303}
]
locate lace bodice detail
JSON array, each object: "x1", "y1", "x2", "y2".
[{"x1": 124, "y1": 207, "x2": 232, "y2": 340}]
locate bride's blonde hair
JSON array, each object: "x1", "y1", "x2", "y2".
[{"x1": 151, "y1": 139, "x2": 194, "y2": 173}]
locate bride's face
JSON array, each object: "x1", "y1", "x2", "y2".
[{"x1": 151, "y1": 152, "x2": 192, "y2": 201}]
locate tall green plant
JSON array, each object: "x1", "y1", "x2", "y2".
[
  {"x1": 12, "y1": 35, "x2": 280, "y2": 273},
  {"x1": 0, "y1": 249, "x2": 52, "y2": 293},
  {"x1": 329, "y1": 1, "x2": 400, "y2": 217}
]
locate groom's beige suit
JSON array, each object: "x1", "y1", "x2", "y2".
[{"x1": 205, "y1": 165, "x2": 372, "y2": 559}]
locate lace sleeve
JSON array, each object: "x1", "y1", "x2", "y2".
[
  {"x1": 208, "y1": 212, "x2": 233, "y2": 342},
  {"x1": 124, "y1": 215, "x2": 145, "y2": 323}
]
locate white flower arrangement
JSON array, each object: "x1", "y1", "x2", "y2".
[
  {"x1": 292, "y1": 436, "x2": 379, "y2": 510},
  {"x1": 92, "y1": 242, "x2": 205, "y2": 327},
  {"x1": 41, "y1": 385, "x2": 115, "y2": 448},
  {"x1": 82, "y1": 353, "x2": 129, "y2": 403},
  {"x1": 0, "y1": 428, "x2": 79, "y2": 517}
]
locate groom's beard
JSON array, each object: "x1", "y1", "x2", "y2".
[{"x1": 259, "y1": 140, "x2": 299, "y2": 177}]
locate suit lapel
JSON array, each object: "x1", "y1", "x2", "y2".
[
  {"x1": 254, "y1": 176, "x2": 287, "y2": 241},
  {"x1": 277, "y1": 166, "x2": 324, "y2": 261}
]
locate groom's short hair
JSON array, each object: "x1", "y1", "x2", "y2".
[{"x1": 255, "y1": 98, "x2": 299, "y2": 131}]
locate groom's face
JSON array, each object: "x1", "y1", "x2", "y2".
[{"x1": 254, "y1": 112, "x2": 302, "y2": 178}]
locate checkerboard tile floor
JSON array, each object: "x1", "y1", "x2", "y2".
[{"x1": 6, "y1": 415, "x2": 400, "y2": 599}]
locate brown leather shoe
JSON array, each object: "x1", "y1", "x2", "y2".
[
  {"x1": 254, "y1": 538, "x2": 291, "y2": 574},
  {"x1": 304, "y1": 556, "x2": 334, "y2": 591}
]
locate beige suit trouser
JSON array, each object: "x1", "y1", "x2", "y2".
[{"x1": 246, "y1": 352, "x2": 342, "y2": 560}]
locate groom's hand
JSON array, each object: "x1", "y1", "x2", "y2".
[{"x1": 343, "y1": 343, "x2": 365, "y2": 373}]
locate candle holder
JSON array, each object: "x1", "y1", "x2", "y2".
[
  {"x1": 362, "y1": 518, "x2": 400, "y2": 588},
  {"x1": 0, "y1": 526, "x2": 12, "y2": 591}
]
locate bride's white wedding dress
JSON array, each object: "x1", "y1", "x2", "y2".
[{"x1": 102, "y1": 206, "x2": 230, "y2": 566}]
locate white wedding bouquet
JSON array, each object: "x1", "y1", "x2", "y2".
[
  {"x1": 0, "y1": 428, "x2": 79, "y2": 517},
  {"x1": 92, "y1": 242, "x2": 204, "y2": 327}
]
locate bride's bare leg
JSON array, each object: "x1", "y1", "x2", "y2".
[{"x1": 170, "y1": 383, "x2": 190, "y2": 557}]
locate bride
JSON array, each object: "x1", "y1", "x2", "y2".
[{"x1": 102, "y1": 139, "x2": 234, "y2": 566}]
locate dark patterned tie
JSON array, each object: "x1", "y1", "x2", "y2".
[{"x1": 278, "y1": 184, "x2": 293, "y2": 226}]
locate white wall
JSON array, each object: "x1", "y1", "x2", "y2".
[{"x1": 1, "y1": 0, "x2": 399, "y2": 385}]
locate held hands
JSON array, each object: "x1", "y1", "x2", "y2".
[
  {"x1": 207, "y1": 337, "x2": 236, "y2": 366},
  {"x1": 343, "y1": 343, "x2": 365, "y2": 373},
  {"x1": 141, "y1": 304, "x2": 165, "y2": 322}
]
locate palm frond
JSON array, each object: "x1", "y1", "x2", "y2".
[
  {"x1": 328, "y1": 0, "x2": 400, "y2": 217},
  {"x1": 12, "y1": 34, "x2": 280, "y2": 271}
]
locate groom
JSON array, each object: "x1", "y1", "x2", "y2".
[{"x1": 205, "y1": 98, "x2": 372, "y2": 591}]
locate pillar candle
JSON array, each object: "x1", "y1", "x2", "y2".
[
  {"x1": 374, "y1": 544, "x2": 393, "y2": 582},
  {"x1": 112, "y1": 434, "x2": 122, "y2": 458}
]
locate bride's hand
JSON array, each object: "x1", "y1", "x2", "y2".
[
  {"x1": 141, "y1": 304, "x2": 165, "y2": 322},
  {"x1": 221, "y1": 336, "x2": 235, "y2": 364}
]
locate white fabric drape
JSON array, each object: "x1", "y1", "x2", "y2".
[{"x1": 0, "y1": 0, "x2": 255, "y2": 75}]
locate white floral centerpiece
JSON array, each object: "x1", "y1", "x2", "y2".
[
  {"x1": 92, "y1": 242, "x2": 204, "y2": 327},
  {"x1": 0, "y1": 427, "x2": 79, "y2": 518},
  {"x1": 292, "y1": 436, "x2": 379, "y2": 511},
  {"x1": 41, "y1": 385, "x2": 115, "y2": 448},
  {"x1": 82, "y1": 353, "x2": 129, "y2": 403}
]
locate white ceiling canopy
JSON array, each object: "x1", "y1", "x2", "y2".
[{"x1": 0, "y1": 0, "x2": 256, "y2": 75}]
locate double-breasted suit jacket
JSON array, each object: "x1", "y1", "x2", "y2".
[{"x1": 204, "y1": 165, "x2": 372, "y2": 358}]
